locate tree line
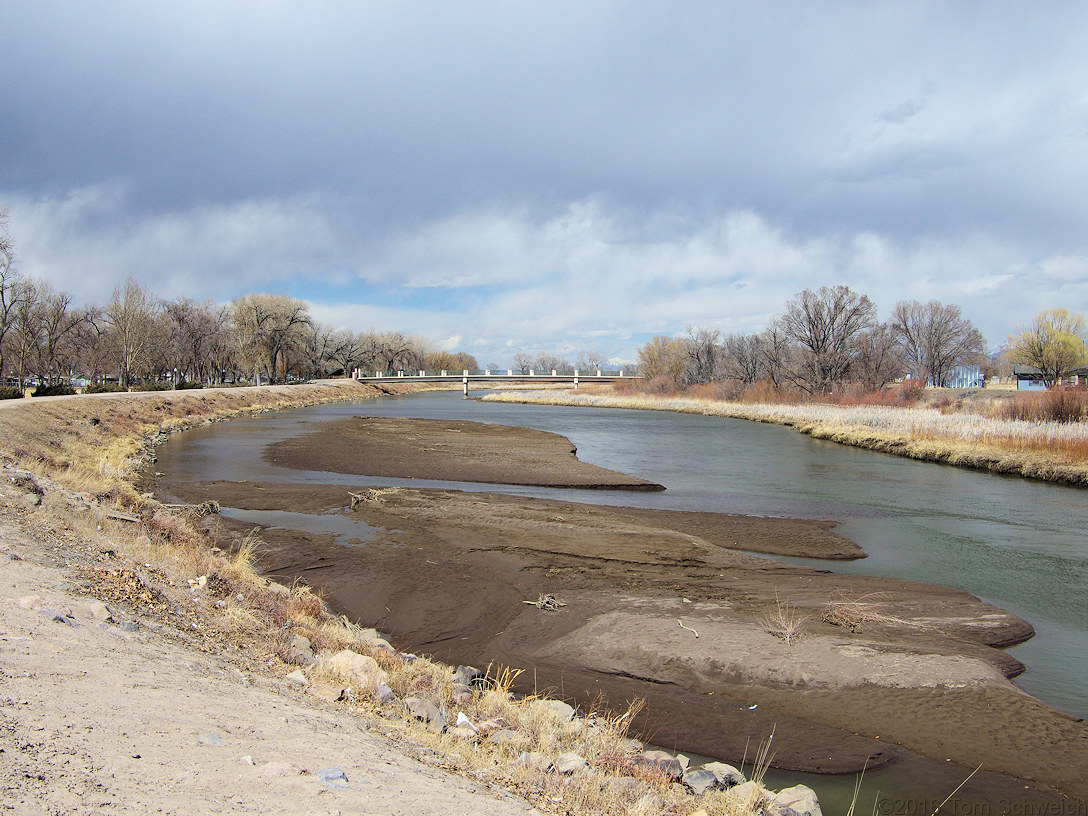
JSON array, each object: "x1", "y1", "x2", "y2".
[
  {"x1": 0, "y1": 210, "x2": 476, "y2": 388},
  {"x1": 638, "y1": 285, "x2": 1088, "y2": 394}
]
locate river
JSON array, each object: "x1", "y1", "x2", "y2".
[{"x1": 154, "y1": 390, "x2": 1088, "y2": 808}]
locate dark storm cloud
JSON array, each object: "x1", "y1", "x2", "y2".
[{"x1": 2, "y1": 2, "x2": 1087, "y2": 362}]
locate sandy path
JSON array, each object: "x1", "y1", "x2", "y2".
[{"x1": 0, "y1": 523, "x2": 543, "y2": 816}]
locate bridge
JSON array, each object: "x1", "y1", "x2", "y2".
[{"x1": 353, "y1": 368, "x2": 637, "y2": 395}]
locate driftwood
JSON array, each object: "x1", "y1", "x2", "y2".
[
  {"x1": 161, "y1": 500, "x2": 221, "y2": 517},
  {"x1": 349, "y1": 488, "x2": 399, "y2": 510},
  {"x1": 677, "y1": 619, "x2": 699, "y2": 638},
  {"x1": 523, "y1": 593, "x2": 567, "y2": 611},
  {"x1": 106, "y1": 510, "x2": 141, "y2": 523}
]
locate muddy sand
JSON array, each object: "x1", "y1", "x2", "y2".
[{"x1": 157, "y1": 418, "x2": 1088, "y2": 801}]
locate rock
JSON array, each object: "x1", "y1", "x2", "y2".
[
  {"x1": 768, "y1": 784, "x2": 822, "y2": 816},
  {"x1": 687, "y1": 761, "x2": 748, "y2": 792},
  {"x1": 43, "y1": 609, "x2": 77, "y2": 626},
  {"x1": 551, "y1": 752, "x2": 587, "y2": 774},
  {"x1": 540, "y1": 699, "x2": 576, "y2": 722},
  {"x1": 89, "y1": 601, "x2": 113, "y2": 622},
  {"x1": 20, "y1": 493, "x2": 41, "y2": 510},
  {"x1": 260, "y1": 761, "x2": 306, "y2": 778},
  {"x1": 374, "y1": 682, "x2": 396, "y2": 704},
  {"x1": 448, "y1": 725, "x2": 479, "y2": 740},
  {"x1": 632, "y1": 749, "x2": 684, "y2": 780},
  {"x1": 322, "y1": 649, "x2": 388, "y2": 691},
  {"x1": 16, "y1": 595, "x2": 43, "y2": 610},
  {"x1": 697, "y1": 761, "x2": 746, "y2": 789},
  {"x1": 308, "y1": 683, "x2": 346, "y2": 703},
  {"x1": 487, "y1": 729, "x2": 527, "y2": 748},
  {"x1": 451, "y1": 683, "x2": 474, "y2": 704},
  {"x1": 119, "y1": 621, "x2": 140, "y2": 633},
  {"x1": 317, "y1": 767, "x2": 349, "y2": 789},
  {"x1": 453, "y1": 664, "x2": 485, "y2": 687},
  {"x1": 514, "y1": 751, "x2": 549, "y2": 770},
  {"x1": 728, "y1": 781, "x2": 766, "y2": 808},
  {"x1": 286, "y1": 634, "x2": 316, "y2": 666},
  {"x1": 284, "y1": 669, "x2": 309, "y2": 686},
  {"x1": 404, "y1": 697, "x2": 447, "y2": 734},
  {"x1": 619, "y1": 737, "x2": 644, "y2": 753},
  {"x1": 682, "y1": 768, "x2": 721, "y2": 796},
  {"x1": 361, "y1": 636, "x2": 394, "y2": 652},
  {"x1": 603, "y1": 776, "x2": 643, "y2": 798},
  {"x1": 198, "y1": 732, "x2": 223, "y2": 746}
]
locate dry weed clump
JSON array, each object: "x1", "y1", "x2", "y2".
[
  {"x1": 823, "y1": 592, "x2": 921, "y2": 633},
  {"x1": 757, "y1": 592, "x2": 809, "y2": 645}
]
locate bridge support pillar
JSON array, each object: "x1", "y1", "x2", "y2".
[{"x1": 463, "y1": 376, "x2": 469, "y2": 397}]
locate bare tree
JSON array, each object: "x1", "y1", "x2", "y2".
[
  {"x1": 512, "y1": 352, "x2": 532, "y2": 374},
  {"x1": 165, "y1": 298, "x2": 226, "y2": 384},
  {"x1": 853, "y1": 323, "x2": 902, "y2": 391},
  {"x1": 328, "y1": 329, "x2": 363, "y2": 376},
  {"x1": 756, "y1": 325, "x2": 791, "y2": 390},
  {"x1": 231, "y1": 294, "x2": 312, "y2": 384},
  {"x1": 105, "y1": 278, "x2": 162, "y2": 387},
  {"x1": 891, "y1": 300, "x2": 985, "y2": 387},
  {"x1": 720, "y1": 333, "x2": 764, "y2": 385},
  {"x1": 0, "y1": 208, "x2": 22, "y2": 380},
  {"x1": 11, "y1": 278, "x2": 43, "y2": 385},
  {"x1": 777, "y1": 286, "x2": 876, "y2": 394},
  {"x1": 35, "y1": 285, "x2": 85, "y2": 383},
  {"x1": 680, "y1": 327, "x2": 721, "y2": 385},
  {"x1": 576, "y1": 350, "x2": 606, "y2": 372},
  {"x1": 532, "y1": 352, "x2": 570, "y2": 372}
]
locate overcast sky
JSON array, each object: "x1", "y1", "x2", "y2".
[{"x1": 2, "y1": 2, "x2": 1086, "y2": 365}]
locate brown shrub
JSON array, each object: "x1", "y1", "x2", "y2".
[{"x1": 1001, "y1": 389, "x2": 1088, "y2": 424}]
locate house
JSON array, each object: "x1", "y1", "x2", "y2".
[{"x1": 1014, "y1": 365, "x2": 1088, "y2": 390}]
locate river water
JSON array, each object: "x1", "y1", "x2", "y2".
[{"x1": 155, "y1": 390, "x2": 1088, "y2": 808}]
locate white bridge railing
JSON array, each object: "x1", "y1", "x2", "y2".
[{"x1": 353, "y1": 369, "x2": 634, "y2": 395}]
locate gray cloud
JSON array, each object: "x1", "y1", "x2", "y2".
[{"x1": 2, "y1": 2, "x2": 1087, "y2": 364}]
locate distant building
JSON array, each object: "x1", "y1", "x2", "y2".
[
  {"x1": 945, "y1": 365, "x2": 984, "y2": 389},
  {"x1": 1013, "y1": 365, "x2": 1088, "y2": 390}
]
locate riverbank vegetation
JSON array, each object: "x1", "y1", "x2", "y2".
[
  {"x1": 633, "y1": 285, "x2": 1086, "y2": 400},
  {"x1": 517, "y1": 284, "x2": 1087, "y2": 484},
  {"x1": 0, "y1": 382, "x2": 777, "y2": 816},
  {"x1": 483, "y1": 387, "x2": 1088, "y2": 485}
]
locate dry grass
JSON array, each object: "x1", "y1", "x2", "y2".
[
  {"x1": 482, "y1": 389, "x2": 1088, "y2": 486},
  {"x1": 0, "y1": 383, "x2": 772, "y2": 816},
  {"x1": 757, "y1": 591, "x2": 809, "y2": 646}
]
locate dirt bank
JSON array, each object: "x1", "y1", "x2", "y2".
[
  {"x1": 152, "y1": 415, "x2": 1088, "y2": 801},
  {"x1": 0, "y1": 516, "x2": 545, "y2": 816}
]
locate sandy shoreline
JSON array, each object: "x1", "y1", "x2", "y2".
[{"x1": 153, "y1": 415, "x2": 1088, "y2": 801}]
